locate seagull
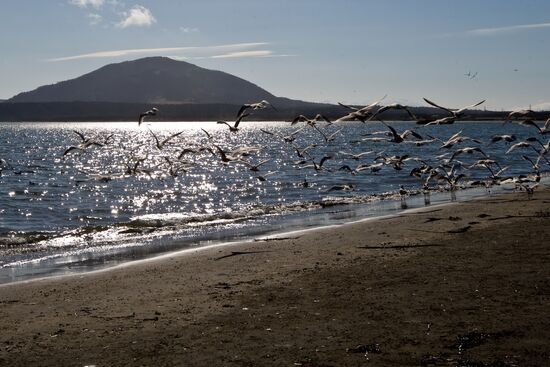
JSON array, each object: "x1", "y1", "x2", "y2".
[
  {"x1": 291, "y1": 114, "x2": 332, "y2": 126},
  {"x1": 518, "y1": 119, "x2": 550, "y2": 134},
  {"x1": 299, "y1": 155, "x2": 332, "y2": 171},
  {"x1": 237, "y1": 100, "x2": 275, "y2": 117},
  {"x1": 217, "y1": 113, "x2": 250, "y2": 132},
  {"x1": 369, "y1": 104, "x2": 417, "y2": 121},
  {"x1": 314, "y1": 126, "x2": 342, "y2": 143},
  {"x1": 339, "y1": 164, "x2": 370, "y2": 175},
  {"x1": 423, "y1": 98, "x2": 486, "y2": 118},
  {"x1": 506, "y1": 140, "x2": 542, "y2": 154},
  {"x1": 378, "y1": 121, "x2": 423, "y2": 144},
  {"x1": 124, "y1": 154, "x2": 150, "y2": 176},
  {"x1": 377, "y1": 154, "x2": 416, "y2": 171},
  {"x1": 148, "y1": 128, "x2": 184, "y2": 150},
  {"x1": 294, "y1": 143, "x2": 317, "y2": 159},
  {"x1": 438, "y1": 130, "x2": 482, "y2": 149},
  {"x1": 489, "y1": 134, "x2": 516, "y2": 144},
  {"x1": 469, "y1": 159, "x2": 507, "y2": 180},
  {"x1": 63, "y1": 130, "x2": 103, "y2": 156},
  {"x1": 255, "y1": 171, "x2": 278, "y2": 182},
  {"x1": 334, "y1": 95, "x2": 387, "y2": 123},
  {"x1": 212, "y1": 144, "x2": 240, "y2": 164},
  {"x1": 449, "y1": 147, "x2": 488, "y2": 162},
  {"x1": 239, "y1": 158, "x2": 271, "y2": 172},
  {"x1": 138, "y1": 107, "x2": 158, "y2": 126},
  {"x1": 162, "y1": 156, "x2": 193, "y2": 177},
  {"x1": 423, "y1": 116, "x2": 457, "y2": 126},
  {"x1": 177, "y1": 146, "x2": 214, "y2": 160},
  {"x1": 521, "y1": 155, "x2": 542, "y2": 172},
  {"x1": 260, "y1": 127, "x2": 305, "y2": 143},
  {"x1": 365, "y1": 162, "x2": 384, "y2": 173},
  {"x1": 201, "y1": 128, "x2": 213, "y2": 140},
  {"x1": 506, "y1": 109, "x2": 535, "y2": 121},
  {"x1": 338, "y1": 150, "x2": 375, "y2": 160},
  {"x1": 327, "y1": 184, "x2": 355, "y2": 192}
]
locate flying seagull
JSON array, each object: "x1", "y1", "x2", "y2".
[
  {"x1": 138, "y1": 107, "x2": 158, "y2": 126},
  {"x1": 423, "y1": 98, "x2": 486, "y2": 118},
  {"x1": 217, "y1": 113, "x2": 250, "y2": 132},
  {"x1": 237, "y1": 100, "x2": 275, "y2": 117}
]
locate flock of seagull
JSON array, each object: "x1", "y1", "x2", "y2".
[
  {"x1": 82, "y1": 98, "x2": 549, "y2": 196},
  {"x1": 2, "y1": 97, "x2": 549, "y2": 202}
]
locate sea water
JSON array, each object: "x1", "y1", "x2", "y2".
[{"x1": 0, "y1": 120, "x2": 545, "y2": 283}]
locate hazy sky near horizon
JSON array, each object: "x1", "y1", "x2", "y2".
[{"x1": 2, "y1": 0, "x2": 550, "y2": 110}]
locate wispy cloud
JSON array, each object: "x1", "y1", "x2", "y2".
[
  {"x1": 211, "y1": 50, "x2": 274, "y2": 59},
  {"x1": 117, "y1": 5, "x2": 156, "y2": 28},
  {"x1": 180, "y1": 27, "x2": 199, "y2": 33},
  {"x1": 69, "y1": 0, "x2": 105, "y2": 9},
  {"x1": 46, "y1": 42, "x2": 270, "y2": 62},
  {"x1": 87, "y1": 13, "x2": 103, "y2": 25},
  {"x1": 466, "y1": 22, "x2": 550, "y2": 36}
]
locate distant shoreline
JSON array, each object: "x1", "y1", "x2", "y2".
[{"x1": 1, "y1": 101, "x2": 548, "y2": 122}]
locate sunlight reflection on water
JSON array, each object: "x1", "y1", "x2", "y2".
[{"x1": 0, "y1": 120, "x2": 547, "y2": 282}]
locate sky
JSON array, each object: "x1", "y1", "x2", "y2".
[{"x1": 1, "y1": 0, "x2": 550, "y2": 110}]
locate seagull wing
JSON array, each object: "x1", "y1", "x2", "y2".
[
  {"x1": 403, "y1": 106, "x2": 417, "y2": 120},
  {"x1": 361, "y1": 94, "x2": 388, "y2": 112},
  {"x1": 260, "y1": 128, "x2": 275, "y2": 136},
  {"x1": 455, "y1": 99, "x2": 486, "y2": 115},
  {"x1": 73, "y1": 130, "x2": 87, "y2": 142},
  {"x1": 138, "y1": 114, "x2": 147, "y2": 126},
  {"x1": 63, "y1": 146, "x2": 82, "y2": 156},
  {"x1": 161, "y1": 131, "x2": 184, "y2": 147},
  {"x1": 234, "y1": 112, "x2": 250, "y2": 128},
  {"x1": 291, "y1": 115, "x2": 307, "y2": 125},
  {"x1": 519, "y1": 120, "x2": 543, "y2": 134},
  {"x1": 315, "y1": 114, "x2": 333, "y2": 124},
  {"x1": 423, "y1": 98, "x2": 454, "y2": 116},
  {"x1": 337, "y1": 102, "x2": 358, "y2": 111},
  {"x1": 217, "y1": 121, "x2": 232, "y2": 128},
  {"x1": 236, "y1": 104, "x2": 250, "y2": 118},
  {"x1": 148, "y1": 128, "x2": 161, "y2": 149},
  {"x1": 319, "y1": 155, "x2": 332, "y2": 167}
]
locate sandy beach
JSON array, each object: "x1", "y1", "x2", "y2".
[{"x1": 1, "y1": 189, "x2": 550, "y2": 366}]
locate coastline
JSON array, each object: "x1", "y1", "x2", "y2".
[
  {"x1": 1, "y1": 188, "x2": 550, "y2": 365},
  {"x1": 0, "y1": 182, "x2": 518, "y2": 284}
]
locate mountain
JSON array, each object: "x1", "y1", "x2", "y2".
[
  {"x1": 2, "y1": 57, "x2": 535, "y2": 122},
  {"x1": 8, "y1": 57, "x2": 309, "y2": 107}
]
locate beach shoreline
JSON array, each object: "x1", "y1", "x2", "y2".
[
  {"x1": 1, "y1": 188, "x2": 550, "y2": 366},
  {"x1": 1, "y1": 182, "x2": 521, "y2": 285}
]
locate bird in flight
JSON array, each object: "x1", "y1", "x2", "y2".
[
  {"x1": 335, "y1": 95, "x2": 387, "y2": 123},
  {"x1": 139, "y1": 107, "x2": 158, "y2": 126},
  {"x1": 423, "y1": 98, "x2": 486, "y2": 118},
  {"x1": 148, "y1": 128, "x2": 184, "y2": 150},
  {"x1": 237, "y1": 100, "x2": 276, "y2": 117},
  {"x1": 217, "y1": 113, "x2": 250, "y2": 132},
  {"x1": 369, "y1": 103, "x2": 417, "y2": 121}
]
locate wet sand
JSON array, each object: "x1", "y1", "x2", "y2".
[{"x1": 1, "y1": 189, "x2": 550, "y2": 366}]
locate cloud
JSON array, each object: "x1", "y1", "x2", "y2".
[
  {"x1": 117, "y1": 5, "x2": 156, "y2": 28},
  {"x1": 210, "y1": 50, "x2": 274, "y2": 59},
  {"x1": 87, "y1": 13, "x2": 103, "y2": 25},
  {"x1": 180, "y1": 27, "x2": 199, "y2": 33},
  {"x1": 466, "y1": 22, "x2": 550, "y2": 36},
  {"x1": 47, "y1": 42, "x2": 270, "y2": 62},
  {"x1": 69, "y1": 0, "x2": 105, "y2": 8}
]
